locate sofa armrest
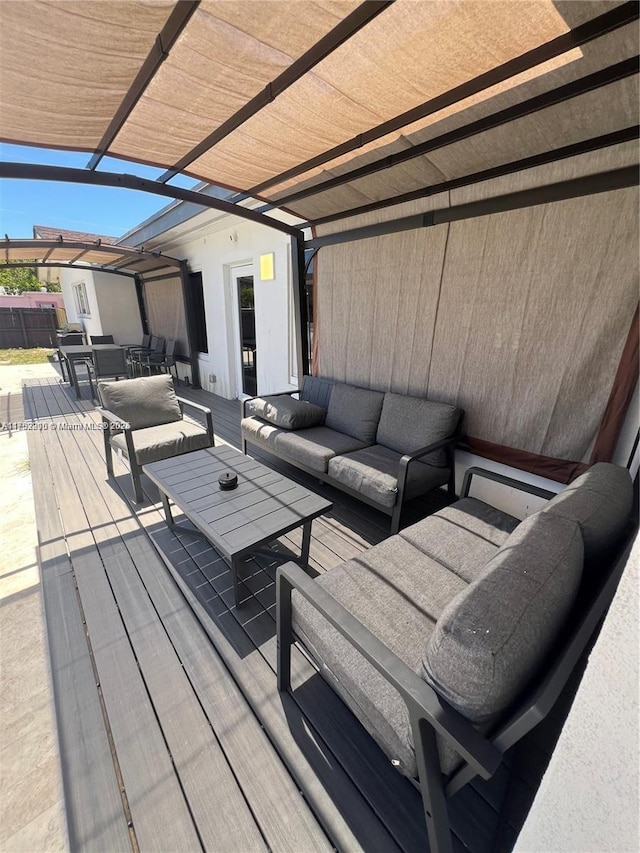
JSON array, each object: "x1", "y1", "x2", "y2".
[
  {"x1": 277, "y1": 561, "x2": 502, "y2": 780},
  {"x1": 461, "y1": 466, "x2": 556, "y2": 501},
  {"x1": 395, "y1": 433, "x2": 464, "y2": 504},
  {"x1": 176, "y1": 396, "x2": 214, "y2": 444},
  {"x1": 241, "y1": 389, "x2": 300, "y2": 419}
]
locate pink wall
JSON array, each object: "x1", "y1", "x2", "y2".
[{"x1": 0, "y1": 292, "x2": 65, "y2": 309}]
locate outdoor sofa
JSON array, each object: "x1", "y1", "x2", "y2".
[
  {"x1": 277, "y1": 462, "x2": 634, "y2": 853},
  {"x1": 241, "y1": 375, "x2": 463, "y2": 533}
]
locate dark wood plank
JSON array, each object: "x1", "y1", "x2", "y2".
[
  {"x1": 40, "y1": 381, "x2": 336, "y2": 853},
  {"x1": 31, "y1": 383, "x2": 204, "y2": 852},
  {"x1": 24, "y1": 384, "x2": 133, "y2": 853}
]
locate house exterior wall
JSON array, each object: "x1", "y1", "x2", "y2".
[
  {"x1": 60, "y1": 267, "x2": 142, "y2": 344},
  {"x1": 0, "y1": 292, "x2": 65, "y2": 310},
  {"x1": 515, "y1": 534, "x2": 639, "y2": 853},
  {"x1": 159, "y1": 218, "x2": 297, "y2": 399},
  {"x1": 93, "y1": 272, "x2": 142, "y2": 345}
]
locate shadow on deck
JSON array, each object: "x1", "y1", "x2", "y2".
[{"x1": 20, "y1": 373, "x2": 572, "y2": 853}]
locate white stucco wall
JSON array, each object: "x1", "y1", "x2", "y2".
[
  {"x1": 60, "y1": 267, "x2": 142, "y2": 344},
  {"x1": 515, "y1": 534, "x2": 639, "y2": 853},
  {"x1": 93, "y1": 272, "x2": 142, "y2": 345},
  {"x1": 158, "y1": 217, "x2": 298, "y2": 400}
]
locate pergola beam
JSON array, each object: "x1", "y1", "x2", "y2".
[
  {"x1": 0, "y1": 261, "x2": 136, "y2": 279},
  {"x1": 0, "y1": 163, "x2": 304, "y2": 238},
  {"x1": 304, "y1": 126, "x2": 640, "y2": 228},
  {"x1": 306, "y1": 166, "x2": 639, "y2": 248},
  {"x1": 88, "y1": 1, "x2": 200, "y2": 171},
  {"x1": 270, "y1": 56, "x2": 639, "y2": 210},
  {"x1": 158, "y1": 0, "x2": 394, "y2": 183},
  {"x1": 248, "y1": 1, "x2": 639, "y2": 197}
]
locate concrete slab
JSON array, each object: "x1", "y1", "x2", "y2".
[{"x1": 0, "y1": 361, "x2": 68, "y2": 852}]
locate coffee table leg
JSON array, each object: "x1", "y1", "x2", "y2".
[
  {"x1": 231, "y1": 556, "x2": 242, "y2": 608},
  {"x1": 300, "y1": 520, "x2": 312, "y2": 566},
  {"x1": 160, "y1": 491, "x2": 174, "y2": 526}
]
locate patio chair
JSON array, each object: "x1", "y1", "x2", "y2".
[
  {"x1": 56, "y1": 332, "x2": 84, "y2": 382},
  {"x1": 89, "y1": 334, "x2": 115, "y2": 344},
  {"x1": 87, "y1": 346, "x2": 129, "y2": 403},
  {"x1": 141, "y1": 338, "x2": 177, "y2": 379},
  {"x1": 98, "y1": 373, "x2": 214, "y2": 503},
  {"x1": 129, "y1": 335, "x2": 165, "y2": 376}
]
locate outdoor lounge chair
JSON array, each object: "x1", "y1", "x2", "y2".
[
  {"x1": 97, "y1": 373, "x2": 214, "y2": 502},
  {"x1": 86, "y1": 346, "x2": 129, "y2": 403},
  {"x1": 277, "y1": 463, "x2": 634, "y2": 853}
]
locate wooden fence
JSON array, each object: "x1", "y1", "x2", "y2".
[{"x1": 0, "y1": 307, "x2": 58, "y2": 349}]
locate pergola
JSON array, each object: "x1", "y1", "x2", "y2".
[{"x1": 0, "y1": 0, "x2": 638, "y2": 479}]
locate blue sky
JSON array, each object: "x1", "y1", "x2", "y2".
[{"x1": 0, "y1": 143, "x2": 198, "y2": 240}]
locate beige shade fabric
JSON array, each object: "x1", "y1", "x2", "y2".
[
  {"x1": 0, "y1": 1, "x2": 176, "y2": 150},
  {"x1": 143, "y1": 276, "x2": 188, "y2": 356},
  {"x1": 315, "y1": 168, "x2": 639, "y2": 466},
  {"x1": 2, "y1": 240, "x2": 182, "y2": 277},
  {"x1": 0, "y1": 0, "x2": 636, "y2": 226}
]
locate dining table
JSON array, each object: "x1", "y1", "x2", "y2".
[{"x1": 59, "y1": 344, "x2": 124, "y2": 398}]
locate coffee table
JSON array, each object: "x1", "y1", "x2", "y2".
[{"x1": 143, "y1": 444, "x2": 332, "y2": 606}]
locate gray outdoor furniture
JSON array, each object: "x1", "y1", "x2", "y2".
[
  {"x1": 98, "y1": 374, "x2": 214, "y2": 502},
  {"x1": 88, "y1": 334, "x2": 115, "y2": 344},
  {"x1": 129, "y1": 335, "x2": 165, "y2": 376},
  {"x1": 241, "y1": 375, "x2": 463, "y2": 533},
  {"x1": 143, "y1": 444, "x2": 332, "y2": 607},
  {"x1": 277, "y1": 462, "x2": 634, "y2": 853},
  {"x1": 60, "y1": 343, "x2": 121, "y2": 398},
  {"x1": 141, "y1": 337, "x2": 177, "y2": 379},
  {"x1": 87, "y1": 346, "x2": 129, "y2": 403}
]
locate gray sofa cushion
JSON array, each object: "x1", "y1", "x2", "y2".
[
  {"x1": 111, "y1": 418, "x2": 211, "y2": 465},
  {"x1": 401, "y1": 497, "x2": 519, "y2": 584},
  {"x1": 293, "y1": 535, "x2": 468, "y2": 779},
  {"x1": 245, "y1": 395, "x2": 325, "y2": 430},
  {"x1": 275, "y1": 426, "x2": 368, "y2": 473},
  {"x1": 328, "y1": 444, "x2": 449, "y2": 508},
  {"x1": 542, "y1": 462, "x2": 633, "y2": 569},
  {"x1": 100, "y1": 374, "x2": 182, "y2": 431},
  {"x1": 240, "y1": 416, "x2": 283, "y2": 451},
  {"x1": 422, "y1": 512, "x2": 583, "y2": 724},
  {"x1": 324, "y1": 383, "x2": 385, "y2": 443},
  {"x1": 376, "y1": 393, "x2": 461, "y2": 466}
]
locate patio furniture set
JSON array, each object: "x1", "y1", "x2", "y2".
[
  {"x1": 92, "y1": 370, "x2": 633, "y2": 853},
  {"x1": 58, "y1": 333, "x2": 178, "y2": 399}
]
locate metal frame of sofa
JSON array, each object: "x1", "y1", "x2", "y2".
[
  {"x1": 276, "y1": 467, "x2": 635, "y2": 853},
  {"x1": 241, "y1": 377, "x2": 462, "y2": 533}
]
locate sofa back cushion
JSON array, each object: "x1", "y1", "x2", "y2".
[
  {"x1": 300, "y1": 375, "x2": 335, "y2": 409},
  {"x1": 422, "y1": 512, "x2": 583, "y2": 724},
  {"x1": 376, "y1": 392, "x2": 461, "y2": 466},
  {"x1": 542, "y1": 463, "x2": 632, "y2": 570},
  {"x1": 325, "y1": 383, "x2": 385, "y2": 443},
  {"x1": 99, "y1": 374, "x2": 182, "y2": 431}
]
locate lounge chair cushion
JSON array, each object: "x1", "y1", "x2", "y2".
[
  {"x1": 328, "y1": 444, "x2": 449, "y2": 508},
  {"x1": 111, "y1": 418, "x2": 211, "y2": 465},
  {"x1": 541, "y1": 462, "x2": 633, "y2": 569},
  {"x1": 100, "y1": 374, "x2": 182, "y2": 431},
  {"x1": 324, "y1": 383, "x2": 385, "y2": 443},
  {"x1": 422, "y1": 512, "x2": 583, "y2": 724},
  {"x1": 245, "y1": 395, "x2": 326, "y2": 429},
  {"x1": 293, "y1": 534, "x2": 468, "y2": 778},
  {"x1": 275, "y1": 427, "x2": 368, "y2": 473},
  {"x1": 376, "y1": 393, "x2": 461, "y2": 466},
  {"x1": 400, "y1": 497, "x2": 519, "y2": 584}
]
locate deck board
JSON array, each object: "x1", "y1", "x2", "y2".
[{"x1": 22, "y1": 376, "x2": 554, "y2": 853}]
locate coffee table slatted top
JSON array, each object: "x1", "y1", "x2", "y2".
[{"x1": 143, "y1": 445, "x2": 332, "y2": 562}]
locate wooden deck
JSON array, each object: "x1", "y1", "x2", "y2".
[{"x1": 18, "y1": 373, "x2": 575, "y2": 853}]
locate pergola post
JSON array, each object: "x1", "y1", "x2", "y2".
[{"x1": 291, "y1": 234, "x2": 309, "y2": 381}]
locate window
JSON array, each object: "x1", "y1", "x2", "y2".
[
  {"x1": 73, "y1": 281, "x2": 90, "y2": 316},
  {"x1": 187, "y1": 271, "x2": 208, "y2": 354}
]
